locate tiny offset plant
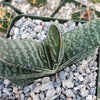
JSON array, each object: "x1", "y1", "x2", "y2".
[
  {"x1": 0, "y1": 4, "x2": 14, "y2": 33},
  {"x1": 92, "y1": 0, "x2": 100, "y2": 3},
  {"x1": 27, "y1": 0, "x2": 46, "y2": 6},
  {"x1": 0, "y1": 18, "x2": 100, "y2": 86}
]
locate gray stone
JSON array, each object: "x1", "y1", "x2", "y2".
[
  {"x1": 21, "y1": 17, "x2": 27, "y2": 22},
  {"x1": 89, "y1": 87, "x2": 96, "y2": 95},
  {"x1": 43, "y1": 26, "x2": 48, "y2": 31},
  {"x1": 80, "y1": 90, "x2": 89, "y2": 97},
  {"x1": 13, "y1": 87, "x2": 18, "y2": 93},
  {"x1": 27, "y1": 97, "x2": 32, "y2": 100},
  {"x1": 15, "y1": 19, "x2": 23, "y2": 28},
  {"x1": 36, "y1": 33, "x2": 41, "y2": 39},
  {"x1": 46, "y1": 88, "x2": 56, "y2": 97},
  {"x1": 20, "y1": 93, "x2": 25, "y2": 100},
  {"x1": 42, "y1": 77, "x2": 50, "y2": 84},
  {"x1": 53, "y1": 82, "x2": 61, "y2": 87},
  {"x1": 82, "y1": 60, "x2": 88, "y2": 65},
  {"x1": 2, "y1": 93, "x2": 8, "y2": 98},
  {"x1": 24, "y1": 86, "x2": 31, "y2": 93},
  {"x1": 41, "y1": 82, "x2": 54, "y2": 91},
  {"x1": 21, "y1": 33, "x2": 30, "y2": 39},
  {"x1": 0, "y1": 84, "x2": 4, "y2": 90},
  {"x1": 30, "y1": 92, "x2": 40, "y2": 100},
  {"x1": 51, "y1": 76, "x2": 56, "y2": 82},
  {"x1": 9, "y1": 96, "x2": 16, "y2": 100},
  {"x1": 34, "y1": 25, "x2": 42, "y2": 33},
  {"x1": 86, "y1": 95, "x2": 92, "y2": 100},
  {"x1": 86, "y1": 68, "x2": 90, "y2": 73},
  {"x1": 14, "y1": 28, "x2": 20, "y2": 35},
  {"x1": 40, "y1": 93, "x2": 45, "y2": 100},
  {"x1": 68, "y1": 21, "x2": 76, "y2": 28},
  {"x1": 56, "y1": 87, "x2": 61, "y2": 95},
  {"x1": 65, "y1": 89, "x2": 75, "y2": 98},
  {"x1": 35, "y1": 20, "x2": 42, "y2": 25},
  {"x1": 0, "y1": 90, "x2": 2, "y2": 97},
  {"x1": 71, "y1": 64, "x2": 76, "y2": 71},
  {"x1": 61, "y1": 88, "x2": 66, "y2": 94},
  {"x1": 67, "y1": 71, "x2": 74, "y2": 80},
  {"x1": 4, "y1": 79, "x2": 10, "y2": 86},
  {"x1": 64, "y1": 67, "x2": 70, "y2": 72},
  {"x1": 77, "y1": 95, "x2": 81, "y2": 100},
  {"x1": 22, "y1": 28, "x2": 32, "y2": 34},
  {"x1": 62, "y1": 80, "x2": 74, "y2": 88},
  {"x1": 25, "y1": 21, "x2": 36, "y2": 29},
  {"x1": 25, "y1": 92, "x2": 30, "y2": 97},
  {"x1": 13, "y1": 35, "x2": 21, "y2": 39},
  {"x1": 78, "y1": 75, "x2": 84, "y2": 81},
  {"x1": 78, "y1": 22, "x2": 82, "y2": 26},
  {"x1": 89, "y1": 60, "x2": 94, "y2": 67},
  {"x1": 56, "y1": 76, "x2": 61, "y2": 85},
  {"x1": 10, "y1": 27, "x2": 15, "y2": 36},
  {"x1": 29, "y1": 84, "x2": 36, "y2": 90},
  {"x1": 34, "y1": 78, "x2": 42, "y2": 83},
  {"x1": 59, "y1": 71, "x2": 66, "y2": 80},
  {"x1": 67, "y1": 98, "x2": 72, "y2": 100},
  {"x1": 3, "y1": 88, "x2": 11, "y2": 95},
  {"x1": 39, "y1": 35, "x2": 46, "y2": 40},
  {"x1": 15, "y1": 93, "x2": 20, "y2": 99},
  {"x1": 60, "y1": 94, "x2": 66, "y2": 100},
  {"x1": 30, "y1": 32, "x2": 37, "y2": 38},
  {"x1": 45, "y1": 22, "x2": 51, "y2": 28},
  {"x1": 73, "y1": 89, "x2": 79, "y2": 94},
  {"x1": 32, "y1": 86, "x2": 41, "y2": 93},
  {"x1": 41, "y1": 30, "x2": 46, "y2": 35},
  {"x1": 50, "y1": 95, "x2": 59, "y2": 100},
  {"x1": 20, "y1": 25, "x2": 27, "y2": 32},
  {"x1": 27, "y1": 17, "x2": 32, "y2": 22}
]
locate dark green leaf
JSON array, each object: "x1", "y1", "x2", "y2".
[{"x1": 44, "y1": 24, "x2": 64, "y2": 69}]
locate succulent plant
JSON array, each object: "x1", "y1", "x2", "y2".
[
  {"x1": 92, "y1": 0, "x2": 100, "y2": 3},
  {"x1": 0, "y1": 4, "x2": 14, "y2": 33},
  {"x1": 0, "y1": 1, "x2": 24, "y2": 33},
  {"x1": 27, "y1": 0, "x2": 46, "y2": 6},
  {"x1": 50, "y1": 0, "x2": 100, "y2": 18},
  {"x1": 0, "y1": 17, "x2": 100, "y2": 86},
  {"x1": 72, "y1": 6, "x2": 97, "y2": 21}
]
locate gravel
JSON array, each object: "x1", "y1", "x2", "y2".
[
  {"x1": 0, "y1": 46, "x2": 98, "y2": 99},
  {"x1": 9, "y1": 17, "x2": 82, "y2": 41},
  {"x1": 0, "y1": 1, "x2": 99, "y2": 99},
  {"x1": 11, "y1": 0, "x2": 61, "y2": 17}
]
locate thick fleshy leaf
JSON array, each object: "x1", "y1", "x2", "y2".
[
  {"x1": 0, "y1": 38, "x2": 50, "y2": 71},
  {"x1": 1, "y1": 19, "x2": 100, "y2": 86},
  {"x1": 62, "y1": 18, "x2": 100, "y2": 64},
  {"x1": 56, "y1": 48, "x2": 96, "y2": 72},
  {"x1": 0, "y1": 62, "x2": 40, "y2": 79},
  {"x1": 27, "y1": 0, "x2": 46, "y2": 6},
  {"x1": 44, "y1": 24, "x2": 64, "y2": 69}
]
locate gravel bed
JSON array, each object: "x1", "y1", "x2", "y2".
[
  {"x1": 11, "y1": 0, "x2": 60, "y2": 17},
  {"x1": 0, "y1": 17, "x2": 98, "y2": 100},
  {"x1": 54, "y1": 3, "x2": 76, "y2": 19},
  {"x1": 0, "y1": 49, "x2": 98, "y2": 100},
  {"x1": 10, "y1": 0, "x2": 100, "y2": 19},
  {"x1": 9, "y1": 17, "x2": 82, "y2": 41},
  {"x1": 54, "y1": 0, "x2": 100, "y2": 19}
]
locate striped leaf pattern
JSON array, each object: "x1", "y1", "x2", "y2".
[
  {"x1": 1, "y1": 18, "x2": 100, "y2": 86},
  {"x1": 44, "y1": 24, "x2": 63, "y2": 69},
  {"x1": 0, "y1": 38, "x2": 49, "y2": 71},
  {"x1": 62, "y1": 18, "x2": 100, "y2": 64}
]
